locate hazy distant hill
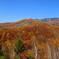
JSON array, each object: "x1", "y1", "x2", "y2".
[
  {"x1": 40, "y1": 18, "x2": 59, "y2": 26},
  {"x1": 41, "y1": 18, "x2": 59, "y2": 22}
]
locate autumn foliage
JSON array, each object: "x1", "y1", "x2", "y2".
[{"x1": 0, "y1": 19, "x2": 59, "y2": 59}]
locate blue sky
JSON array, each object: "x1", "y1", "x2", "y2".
[{"x1": 0, "y1": 0, "x2": 59, "y2": 23}]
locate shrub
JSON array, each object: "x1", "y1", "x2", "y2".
[
  {"x1": 2, "y1": 51, "x2": 9, "y2": 59},
  {"x1": 0, "y1": 56, "x2": 5, "y2": 59},
  {"x1": 0, "y1": 51, "x2": 10, "y2": 59},
  {"x1": 27, "y1": 55, "x2": 33, "y2": 59}
]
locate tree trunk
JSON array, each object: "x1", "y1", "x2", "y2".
[{"x1": 46, "y1": 43, "x2": 52, "y2": 59}]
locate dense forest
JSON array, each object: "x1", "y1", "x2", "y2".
[{"x1": 0, "y1": 19, "x2": 59, "y2": 59}]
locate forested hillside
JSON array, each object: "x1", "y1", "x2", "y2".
[{"x1": 0, "y1": 19, "x2": 59, "y2": 59}]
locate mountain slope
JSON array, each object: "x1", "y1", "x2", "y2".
[
  {"x1": 48, "y1": 19, "x2": 59, "y2": 26},
  {"x1": 41, "y1": 18, "x2": 59, "y2": 26},
  {"x1": 0, "y1": 19, "x2": 59, "y2": 59}
]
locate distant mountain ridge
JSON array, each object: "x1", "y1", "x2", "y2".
[
  {"x1": 0, "y1": 18, "x2": 59, "y2": 28},
  {"x1": 40, "y1": 18, "x2": 59, "y2": 22},
  {"x1": 39, "y1": 18, "x2": 59, "y2": 26}
]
